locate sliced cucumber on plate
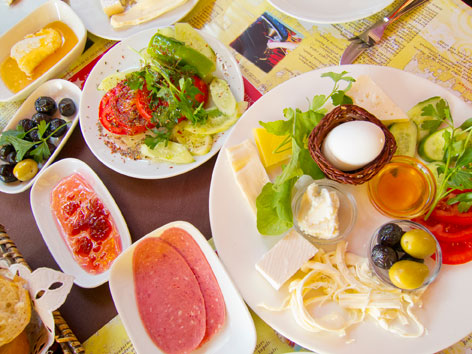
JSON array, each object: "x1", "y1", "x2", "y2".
[{"x1": 389, "y1": 120, "x2": 417, "y2": 157}]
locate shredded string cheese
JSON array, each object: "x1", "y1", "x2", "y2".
[{"x1": 260, "y1": 241, "x2": 426, "y2": 338}]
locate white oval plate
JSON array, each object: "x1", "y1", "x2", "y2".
[
  {"x1": 80, "y1": 27, "x2": 244, "y2": 179},
  {"x1": 0, "y1": 79, "x2": 82, "y2": 194},
  {"x1": 210, "y1": 64, "x2": 472, "y2": 354},
  {"x1": 30, "y1": 158, "x2": 132, "y2": 288},
  {"x1": 267, "y1": 0, "x2": 394, "y2": 24},
  {"x1": 0, "y1": 0, "x2": 86, "y2": 102},
  {"x1": 69, "y1": 0, "x2": 199, "y2": 41},
  {"x1": 109, "y1": 220, "x2": 256, "y2": 354}
]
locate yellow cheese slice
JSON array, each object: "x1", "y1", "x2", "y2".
[
  {"x1": 348, "y1": 75, "x2": 409, "y2": 126},
  {"x1": 253, "y1": 128, "x2": 291, "y2": 168},
  {"x1": 110, "y1": 0, "x2": 188, "y2": 28},
  {"x1": 226, "y1": 139, "x2": 270, "y2": 214},
  {"x1": 10, "y1": 28, "x2": 62, "y2": 77}
]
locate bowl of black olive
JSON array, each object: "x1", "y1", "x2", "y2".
[
  {"x1": 369, "y1": 220, "x2": 442, "y2": 291},
  {"x1": 0, "y1": 79, "x2": 81, "y2": 194}
]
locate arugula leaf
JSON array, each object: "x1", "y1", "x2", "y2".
[{"x1": 255, "y1": 71, "x2": 354, "y2": 235}]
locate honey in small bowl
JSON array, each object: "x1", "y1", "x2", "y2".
[{"x1": 367, "y1": 155, "x2": 436, "y2": 219}]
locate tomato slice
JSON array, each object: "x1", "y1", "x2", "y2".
[
  {"x1": 431, "y1": 189, "x2": 472, "y2": 225},
  {"x1": 437, "y1": 240, "x2": 472, "y2": 265},
  {"x1": 190, "y1": 75, "x2": 208, "y2": 106},
  {"x1": 99, "y1": 81, "x2": 152, "y2": 135},
  {"x1": 414, "y1": 217, "x2": 472, "y2": 242}
]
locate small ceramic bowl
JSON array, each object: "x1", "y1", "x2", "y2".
[
  {"x1": 291, "y1": 177, "x2": 357, "y2": 245},
  {"x1": 0, "y1": 0, "x2": 86, "y2": 102},
  {"x1": 369, "y1": 220, "x2": 442, "y2": 291},
  {"x1": 367, "y1": 155, "x2": 436, "y2": 219}
]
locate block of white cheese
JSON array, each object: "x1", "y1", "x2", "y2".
[
  {"x1": 226, "y1": 139, "x2": 270, "y2": 214},
  {"x1": 110, "y1": 0, "x2": 188, "y2": 28},
  {"x1": 256, "y1": 229, "x2": 318, "y2": 290},
  {"x1": 11, "y1": 28, "x2": 62, "y2": 77},
  {"x1": 100, "y1": 0, "x2": 125, "y2": 16},
  {"x1": 348, "y1": 75, "x2": 409, "y2": 125}
]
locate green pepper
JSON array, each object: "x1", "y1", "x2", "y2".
[{"x1": 148, "y1": 34, "x2": 215, "y2": 78}]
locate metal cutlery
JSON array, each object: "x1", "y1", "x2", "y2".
[{"x1": 340, "y1": 0, "x2": 430, "y2": 65}]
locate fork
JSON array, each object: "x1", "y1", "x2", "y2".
[{"x1": 348, "y1": 0, "x2": 430, "y2": 49}]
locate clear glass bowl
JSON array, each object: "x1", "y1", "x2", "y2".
[
  {"x1": 367, "y1": 155, "x2": 436, "y2": 219},
  {"x1": 291, "y1": 177, "x2": 357, "y2": 245},
  {"x1": 368, "y1": 219, "x2": 442, "y2": 291}
]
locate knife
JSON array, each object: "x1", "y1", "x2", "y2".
[{"x1": 340, "y1": 0, "x2": 430, "y2": 65}]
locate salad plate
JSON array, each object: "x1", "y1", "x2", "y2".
[
  {"x1": 80, "y1": 27, "x2": 244, "y2": 179},
  {"x1": 69, "y1": 0, "x2": 199, "y2": 41},
  {"x1": 267, "y1": 0, "x2": 394, "y2": 24},
  {"x1": 209, "y1": 64, "x2": 472, "y2": 354},
  {"x1": 30, "y1": 158, "x2": 132, "y2": 288},
  {"x1": 0, "y1": 79, "x2": 81, "y2": 194},
  {"x1": 109, "y1": 221, "x2": 256, "y2": 354}
]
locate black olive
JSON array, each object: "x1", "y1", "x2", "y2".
[
  {"x1": 48, "y1": 118, "x2": 67, "y2": 138},
  {"x1": 58, "y1": 98, "x2": 76, "y2": 117},
  {"x1": 0, "y1": 145, "x2": 14, "y2": 161},
  {"x1": 34, "y1": 96, "x2": 57, "y2": 115},
  {"x1": 0, "y1": 164, "x2": 17, "y2": 183},
  {"x1": 32, "y1": 112, "x2": 52, "y2": 125},
  {"x1": 47, "y1": 141, "x2": 56, "y2": 155},
  {"x1": 371, "y1": 244, "x2": 398, "y2": 269},
  {"x1": 18, "y1": 118, "x2": 37, "y2": 132},
  {"x1": 5, "y1": 151, "x2": 16, "y2": 164},
  {"x1": 27, "y1": 129, "x2": 41, "y2": 142},
  {"x1": 399, "y1": 253, "x2": 424, "y2": 263},
  {"x1": 377, "y1": 223, "x2": 404, "y2": 246}
]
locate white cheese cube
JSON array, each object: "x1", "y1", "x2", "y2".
[{"x1": 255, "y1": 230, "x2": 318, "y2": 290}]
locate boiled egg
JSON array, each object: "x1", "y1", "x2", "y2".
[{"x1": 321, "y1": 121, "x2": 385, "y2": 171}]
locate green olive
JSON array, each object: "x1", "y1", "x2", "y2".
[
  {"x1": 389, "y1": 260, "x2": 429, "y2": 290},
  {"x1": 13, "y1": 159, "x2": 39, "y2": 181},
  {"x1": 400, "y1": 229, "x2": 436, "y2": 259}
]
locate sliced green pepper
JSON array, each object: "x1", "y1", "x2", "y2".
[{"x1": 148, "y1": 34, "x2": 215, "y2": 78}]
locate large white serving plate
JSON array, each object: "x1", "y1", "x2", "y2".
[
  {"x1": 267, "y1": 0, "x2": 394, "y2": 24},
  {"x1": 109, "y1": 220, "x2": 256, "y2": 354},
  {"x1": 30, "y1": 158, "x2": 132, "y2": 288},
  {"x1": 209, "y1": 64, "x2": 472, "y2": 354},
  {"x1": 0, "y1": 0, "x2": 86, "y2": 102},
  {"x1": 69, "y1": 0, "x2": 199, "y2": 40},
  {"x1": 80, "y1": 27, "x2": 244, "y2": 179},
  {"x1": 0, "y1": 79, "x2": 81, "y2": 194}
]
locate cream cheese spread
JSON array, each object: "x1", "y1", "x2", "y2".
[{"x1": 296, "y1": 182, "x2": 340, "y2": 239}]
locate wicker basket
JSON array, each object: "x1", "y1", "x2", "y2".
[
  {"x1": 308, "y1": 105, "x2": 397, "y2": 185},
  {"x1": 0, "y1": 225, "x2": 84, "y2": 354}
]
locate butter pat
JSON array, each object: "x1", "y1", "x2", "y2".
[
  {"x1": 111, "y1": 0, "x2": 188, "y2": 28},
  {"x1": 256, "y1": 229, "x2": 318, "y2": 290},
  {"x1": 11, "y1": 28, "x2": 62, "y2": 77},
  {"x1": 296, "y1": 182, "x2": 339, "y2": 239},
  {"x1": 348, "y1": 75, "x2": 409, "y2": 125},
  {"x1": 226, "y1": 139, "x2": 270, "y2": 214}
]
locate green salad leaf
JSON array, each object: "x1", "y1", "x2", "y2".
[{"x1": 255, "y1": 71, "x2": 355, "y2": 235}]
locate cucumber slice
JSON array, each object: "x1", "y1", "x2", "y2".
[
  {"x1": 389, "y1": 120, "x2": 417, "y2": 157},
  {"x1": 418, "y1": 128, "x2": 452, "y2": 162},
  {"x1": 210, "y1": 78, "x2": 237, "y2": 116},
  {"x1": 185, "y1": 101, "x2": 248, "y2": 135},
  {"x1": 174, "y1": 23, "x2": 216, "y2": 64},
  {"x1": 98, "y1": 71, "x2": 129, "y2": 91},
  {"x1": 407, "y1": 96, "x2": 445, "y2": 141},
  {"x1": 140, "y1": 141, "x2": 194, "y2": 164},
  {"x1": 172, "y1": 121, "x2": 213, "y2": 155}
]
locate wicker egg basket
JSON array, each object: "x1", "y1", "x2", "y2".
[{"x1": 308, "y1": 105, "x2": 397, "y2": 185}]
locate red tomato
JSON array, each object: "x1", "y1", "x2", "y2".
[
  {"x1": 135, "y1": 84, "x2": 169, "y2": 124},
  {"x1": 414, "y1": 217, "x2": 472, "y2": 242},
  {"x1": 190, "y1": 75, "x2": 208, "y2": 106},
  {"x1": 431, "y1": 190, "x2": 472, "y2": 226},
  {"x1": 99, "y1": 81, "x2": 152, "y2": 135},
  {"x1": 437, "y1": 240, "x2": 472, "y2": 265}
]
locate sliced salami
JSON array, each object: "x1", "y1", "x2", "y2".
[
  {"x1": 160, "y1": 227, "x2": 226, "y2": 344},
  {"x1": 133, "y1": 238, "x2": 206, "y2": 354}
]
